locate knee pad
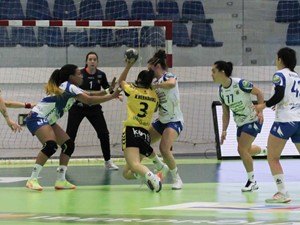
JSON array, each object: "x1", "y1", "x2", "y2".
[
  {"x1": 41, "y1": 140, "x2": 58, "y2": 158},
  {"x1": 61, "y1": 139, "x2": 75, "y2": 157}
]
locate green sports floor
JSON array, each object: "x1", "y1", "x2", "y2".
[{"x1": 0, "y1": 158, "x2": 299, "y2": 225}]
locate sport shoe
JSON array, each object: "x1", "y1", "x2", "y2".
[
  {"x1": 156, "y1": 164, "x2": 169, "y2": 181},
  {"x1": 265, "y1": 192, "x2": 292, "y2": 203},
  {"x1": 145, "y1": 173, "x2": 162, "y2": 193},
  {"x1": 54, "y1": 180, "x2": 76, "y2": 190},
  {"x1": 105, "y1": 160, "x2": 119, "y2": 170},
  {"x1": 172, "y1": 174, "x2": 183, "y2": 190},
  {"x1": 26, "y1": 178, "x2": 43, "y2": 191},
  {"x1": 241, "y1": 180, "x2": 259, "y2": 192}
]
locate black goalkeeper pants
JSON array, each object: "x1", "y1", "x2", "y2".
[{"x1": 66, "y1": 105, "x2": 111, "y2": 161}]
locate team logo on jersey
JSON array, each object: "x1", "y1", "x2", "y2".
[
  {"x1": 273, "y1": 74, "x2": 281, "y2": 84},
  {"x1": 242, "y1": 80, "x2": 251, "y2": 88}
]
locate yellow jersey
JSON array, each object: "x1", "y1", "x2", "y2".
[{"x1": 123, "y1": 83, "x2": 158, "y2": 129}]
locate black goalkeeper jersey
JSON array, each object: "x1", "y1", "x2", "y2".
[{"x1": 75, "y1": 68, "x2": 110, "y2": 107}]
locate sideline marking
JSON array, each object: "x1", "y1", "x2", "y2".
[
  {"x1": 0, "y1": 177, "x2": 29, "y2": 183},
  {"x1": 144, "y1": 202, "x2": 300, "y2": 212}
]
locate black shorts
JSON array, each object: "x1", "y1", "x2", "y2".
[{"x1": 122, "y1": 126, "x2": 153, "y2": 157}]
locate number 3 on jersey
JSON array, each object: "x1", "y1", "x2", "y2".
[{"x1": 137, "y1": 102, "x2": 148, "y2": 117}]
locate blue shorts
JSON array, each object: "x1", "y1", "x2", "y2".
[
  {"x1": 26, "y1": 111, "x2": 50, "y2": 135},
  {"x1": 270, "y1": 121, "x2": 300, "y2": 143},
  {"x1": 152, "y1": 119, "x2": 183, "y2": 136},
  {"x1": 236, "y1": 121, "x2": 262, "y2": 138}
]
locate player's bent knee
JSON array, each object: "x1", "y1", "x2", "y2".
[
  {"x1": 61, "y1": 139, "x2": 75, "y2": 157},
  {"x1": 41, "y1": 140, "x2": 58, "y2": 158}
]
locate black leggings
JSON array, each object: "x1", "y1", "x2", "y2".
[{"x1": 66, "y1": 104, "x2": 111, "y2": 161}]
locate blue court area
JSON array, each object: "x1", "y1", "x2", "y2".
[{"x1": 0, "y1": 158, "x2": 299, "y2": 225}]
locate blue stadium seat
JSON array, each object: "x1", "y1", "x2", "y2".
[
  {"x1": 26, "y1": 0, "x2": 52, "y2": 19},
  {"x1": 90, "y1": 29, "x2": 118, "y2": 47},
  {"x1": 64, "y1": 28, "x2": 94, "y2": 47},
  {"x1": 53, "y1": 0, "x2": 77, "y2": 20},
  {"x1": 191, "y1": 23, "x2": 223, "y2": 47},
  {"x1": 156, "y1": 0, "x2": 181, "y2": 21},
  {"x1": 0, "y1": 27, "x2": 15, "y2": 47},
  {"x1": 38, "y1": 27, "x2": 67, "y2": 47},
  {"x1": 286, "y1": 23, "x2": 300, "y2": 46},
  {"x1": 115, "y1": 29, "x2": 140, "y2": 47},
  {"x1": 275, "y1": 0, "x2": 300, "y2": 23},
  {"x1": 141, "y1": 26, "x2": 165, "y2": 47},
  {"x1": 105, "y1": 0, "x2": 130, "y2": 20},
  {"x1": 0, "y1": 0, "x2": 25, "y2": 19},
  {"x1": 79, "y1": 0, "x2": 104, "y2": 20},
  {"x1": 131, "y1": 0, "x2": 155, "y2": 20},
  {"x1": 11, "y1": 27, "x2": 41, "y2": 47},
  {"x1": 173, "y1": 23, "x2": 195, "y2": 47},
  {"x1": 182, "y1": 0, "x2": 213, "y2": 23},
  {"x1": 27, "y1": 0, "x2": 55, "y2": 47}
]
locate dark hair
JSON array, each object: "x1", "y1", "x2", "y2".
[
  {"x1": 214, "y1": 61, "x2": 233, "y2": 77},
  {"x1": 85, "y1": 51, "x2": 98, "y2": 68},
  {"x1": 45, "y1": 64, "x2": 78, "y2": 95},
  {"x1": 136, "y1": 70, "x2": 155, "y2": 88},
  {"x1": 147, "y1": 49, "x2": 168, "y2": 70},
  {"x1": 277, "y1": 47, "x2": 297, "y2": 71}
]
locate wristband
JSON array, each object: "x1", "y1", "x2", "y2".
[
  {"x1": 24, "y1": 103, "x2": 32, "y2": 109},
  {"x1": 105, "y1": 88, "x2": 110, "y2": 95}
]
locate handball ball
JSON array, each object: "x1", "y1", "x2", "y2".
[{"x1": 124, "y1": 48, "x2": 139, "y2": 62}]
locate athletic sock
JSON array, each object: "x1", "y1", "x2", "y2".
[
  {"x1": 274, "y1": 174, "x2": 286, "y2": 193},
  {"x1": 30, "y1": 164, "x2": 43, "y2": 179},
  {"x1": 170, "y1": 167, "x2": 178, "y2": 179},
  {"x1": 247, "y1": 171, "x2": 255, "y2": 182},
  {"x1": 56, "y1": 165, "x2": 67, "y2": 180},
  {"x1": 151, "y1": 155, "x2": 165, "y2": 170}
]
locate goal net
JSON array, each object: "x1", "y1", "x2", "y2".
[{"x1": 0, "y1": 19, "x2": 180, "y2": 159}]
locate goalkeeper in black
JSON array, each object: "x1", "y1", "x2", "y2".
[{"x1": 66, "y1": 51, "x2": 119, "y2": 170}]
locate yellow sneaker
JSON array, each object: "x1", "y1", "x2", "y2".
[
  {"x1": 26, "y1": 178, "x2": 43, "y2": 191},
  {"x1": 54, "y1": 180, "x2": 76, "y2": 190}
]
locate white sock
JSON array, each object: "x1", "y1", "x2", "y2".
[
  {"x1": 57, "y1": 165, "x2": 67, "y2": 181},
  {"x1": 247, "y1": 171, "x2": 255, "y2": 182},
  {"x1": 274, "y1": 174, "x2": 286, "y2": 193},
  {"x1": 170, "y1": 167, "x2": 178, "y2": 179},
  {"x1": 145, "y1": 171, "x2": 154, "y2": 180},
  {"x1": 30, "y1": 164, "x2": 43, "y2": 179},
  {"x1": 151, "y1": 155, "x2": 164, "y2": 170}
]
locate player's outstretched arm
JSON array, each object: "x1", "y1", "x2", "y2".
[
  {"x1": 5, "y1": 100, "x2": 35, "y2": 109},
  {"x1": 75, "y1": 89, "x2": 121, "y2": 106},
  {"x1": 0, "y1": 97, "x2": 22, "y2": 133}
]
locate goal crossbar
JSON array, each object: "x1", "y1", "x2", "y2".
[{"x1": 0, "y1": 19, "x2": 173, "y2": 67}]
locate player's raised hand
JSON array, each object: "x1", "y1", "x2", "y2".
[{"x1": 109, "y1": 77, "x2": 117, "y2": 92}]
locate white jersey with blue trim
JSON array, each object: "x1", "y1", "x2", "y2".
[
  {"x1": 219, "y1": 77, "x2": 257, "y2": 127},
  {"x1": 272, "y1": 68, "x2": 300, "y2": 122},
  {"x1": 32, "y1": 81, "x2": 84, "y2": 125},
  {"x1": 153, "y1": 72, "x2": 184, "y2": 124}
]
